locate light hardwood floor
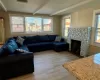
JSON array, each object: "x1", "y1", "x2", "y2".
[{"x1": 10, "y1": 50, "x2": 79, "y2": 80}]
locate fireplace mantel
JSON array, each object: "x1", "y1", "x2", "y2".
[{"x1": 67, "y1": 27, "x2": 91, "y2": 57}]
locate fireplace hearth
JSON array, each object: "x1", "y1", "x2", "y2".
[{"x1": 71, "y1": 39, "x2": 81, "y2": 56}]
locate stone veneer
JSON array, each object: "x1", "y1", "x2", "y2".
[{"x1": 67, "y1": 27, "x2": 91, "y2": 57}]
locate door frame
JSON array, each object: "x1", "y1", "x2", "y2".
[{"x1": 62, "y1": 15, "x2": 71, "y2": 38}]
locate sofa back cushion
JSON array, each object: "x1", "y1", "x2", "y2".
[
  {"x1": 55, "y1": 36, "x2": 62, "y2": 42},
  {"x1": 12, "y1": 35, "x2": 58, "y2": 45},
  {"x1": 24, "y1": 36, "x2": 40, "y2": 44},
  {"x1": 39, "y1": 35, "x2": 49, "y2": 42},
  {"x1": 48, "y1": 35, "x2": 57, "y2": 42}
]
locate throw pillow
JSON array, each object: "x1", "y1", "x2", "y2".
[
  {"x1": 55, "y1": 36, "x2": 61, "y2": 42},
  {"x1": 16, "y1": 49, "x2": 29, "y2": 53},
  {"x1": 7, "y1": 40, "x2": 18, "y2": 54},
  {"x1": 16, "y1": 36, "x2": 25, "y2": 46}
]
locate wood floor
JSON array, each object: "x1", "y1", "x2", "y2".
[{"x1": 10, "y1": 50, "x2": 79, "y2": 80}]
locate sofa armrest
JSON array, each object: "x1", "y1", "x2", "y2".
[
  {"x1": 0, "y1": 52, "x2": 34, "y2": 79},
  {"x1": 0, "y1": 52, "x2": 33, "y2": 64}
]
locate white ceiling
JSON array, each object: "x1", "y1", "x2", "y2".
[{"x1": 0, "y1": 0, "x2": 99, "y2": 15}]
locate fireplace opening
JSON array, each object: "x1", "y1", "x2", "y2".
[{"x1": 71, "y1": 39, "x2": 81, "y2": 56}]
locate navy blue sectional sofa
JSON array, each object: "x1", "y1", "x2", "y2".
[
  {"x1": 21, "y1": 35, "x2": 69, "y2": 52},
  {"x1": 0, "y1": 35, "x2": 69, "y2": 79}
]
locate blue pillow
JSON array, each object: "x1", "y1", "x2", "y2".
[{"x1": 7, "y1": 40, "x2": 18, "y2": 54}]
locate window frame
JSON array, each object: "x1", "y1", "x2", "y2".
[
  {"x1": 62, "y1": 15, "x2": 71, "y2": 38},
  {"x1": 9, "y1": 14, "x2": 53, "y2": 34},
  {"x1": 92, "y1": 9, "x2": 100, "y2": 47},
  {"x1": 25, "y1": 16, "x2": 43, "y2": 33},
  {"x1": 10, "y1": 15, "x2": 25, "y2": 33},
  {"x1": 95, "y1": 14, "x2": 99, "y2": 42},
  {"x1": 42, "y1": 17, "x2": 53, "y2": 32}
]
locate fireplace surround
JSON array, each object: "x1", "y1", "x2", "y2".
[{"x1": 67, "y1": 27, "x2": 91, "y2": 57}]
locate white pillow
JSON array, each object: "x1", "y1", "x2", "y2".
[
  {"x1": 55, "y1": 36, "x2": 61, "y2": 42},
  {"x1": 16, "y1": 36, "x2": 24, "y2": 45},
  {"x1": 16, "y1": 49, "x2": 29, "y2": 53}
]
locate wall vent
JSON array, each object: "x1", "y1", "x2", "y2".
[{"x1": 17, "y1": 0, "x2": 28, "y2": 3}]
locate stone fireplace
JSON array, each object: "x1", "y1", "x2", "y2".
[{"x1": 67, "y1": 27, "x2": 91, "y2": 57}]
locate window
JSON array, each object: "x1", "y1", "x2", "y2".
[
  {"x1": 43, "y1": 19, "x2": 52, "y2": 31},
  {"x1": 25, "y1": 17, "x2": 42, "y2": 32},
  {"x1": 95, "y1": 14, "x2": 100, "y2": 43},
  {"x1": 10, "y1": 16, "x2": 53, "y2": 33},
  {"x1": 10, "y1": 16, "x2": 24, "y2": 32},
  {"x1": 62, "y1": 16, "x2": 71, "y2": 37}
]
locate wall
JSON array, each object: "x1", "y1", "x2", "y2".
[
  {"x1": 0, "y1": 11, "x2": 61, "y2": 40},
  {"x1": 71, "y1": 8, "x2": 93, "y2": 27},
  {"x1": 0, "y1": 18, "x2": 5, "y2": 43},
  {"x1": 62, "y1": 8, "x2": 100, "y2": 55}
]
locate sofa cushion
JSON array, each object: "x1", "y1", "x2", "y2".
[
  {"x1": 55, "y1": 36, "x2": 62, "y2": 42},
  {"x1": 24, "y1": 36, "x2": 40, "y2": 44},
  {"x1": 27, "y1": 42, "x2": 53, "y2": 52},
  {"x1": 32, "y1": 35, "x2": 40, "y2": 42},
  {"x1": 39, "y1": 35, "x2": 49, "y2": 42},
  {"x1": 27, "y1": 42, "x2": 52, "y2": 46},
  {"x1": 24, "y1": 36, "x2": 33, "y2": 45},
  {"x1": 6, "y1": 40, "x2": 18, "y2": 55},
  {"x1": 16, "y1": 36, "x2": 25, "y2": 46},
  {"x1": 48, "y1": 35, "x2": 57, "y2": 41},
  {"x1": 53, "y1": 42, "x2": 67, "y2": 46}
]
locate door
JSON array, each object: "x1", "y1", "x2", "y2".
[{"x1": 62, "y1": 16, "x2": 71, "y2": 38}]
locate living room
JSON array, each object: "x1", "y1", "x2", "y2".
[{"x1": 0, "y1": 0, "x2": 100, "y2": 80}]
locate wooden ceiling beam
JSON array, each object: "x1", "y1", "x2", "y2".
[
  {"x1": 0, "y1": 0, "x2": 7, "y2": 11},
  {"x1": 33, "y1": 0, "x2": 50, "y2": 15},
  {"x1": 51, "y1": 0, "x2": 94, "y2": 15}
]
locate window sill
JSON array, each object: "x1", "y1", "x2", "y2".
[
  {"x1": 93, "y1": 42, "x2": 100, "y2": 47},
  {"x1": 11, "y1": 31, "x2": 54, "y2": 36}
]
